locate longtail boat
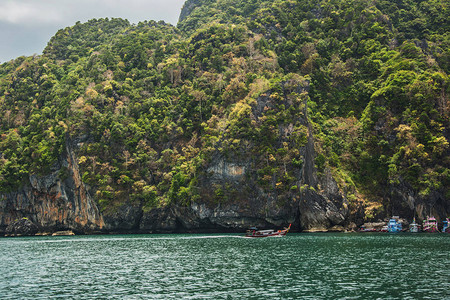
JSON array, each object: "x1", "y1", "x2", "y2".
[{"x1": 246, "y1": 224, "x2": 291, "y2": 238}]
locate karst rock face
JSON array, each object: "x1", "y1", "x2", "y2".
[
  {"x1": 0, "y1": 143, "x2": 105, "y2": 235},
  {"x1": 2, "y1": 0, "x2": 447, "y2": 235},
  {"x1": 5, "y1": 218, "x2": 39, "y2": 236},
  {"x1": 0, "y1": 82, "x2": 348, "y2": 234},
  {"x1": 180, "y1": 82, "x2": 349, "y2": 232}
]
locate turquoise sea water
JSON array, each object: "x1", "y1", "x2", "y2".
[{"x1": 0, "y1": 233, "x2": 449, "y2": 299}]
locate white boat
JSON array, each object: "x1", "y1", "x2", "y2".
[{"x1": 409, "y1": 218, "x2": 419, "y2": 233}]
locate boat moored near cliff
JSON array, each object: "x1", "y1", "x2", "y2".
[
  {"x1": 409, "y1": 218, "x2": 419, "y2": 233},
  {"x1": 443, "y1": 218, "x2": 450, "y2": 233},
  {"x1": 423, "y1": 216, "x2": 439, "y2": 233},
  {"x1": 387, "y1": 216, "x2": 402, "y2": 233},
  {"x1": 245, "y1": 224, "x2": 291, "y2": 238}
]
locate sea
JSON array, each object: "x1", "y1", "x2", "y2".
[{"x1": 0, "y1": 233, "x2": 449, "y2": 299}]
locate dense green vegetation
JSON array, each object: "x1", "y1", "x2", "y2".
[{"x1": 0, "y1": 0, "x2": 448, "y2": 218}]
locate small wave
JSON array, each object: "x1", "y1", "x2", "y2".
[
  {"x1": 2, "y1": 235, "x2": 247, "y2": 244},
  {"x1": 178, "y1": 235, "x2": 246, "y2": 239}
]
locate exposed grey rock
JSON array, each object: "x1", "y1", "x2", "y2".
[
  {"x1": 0, "y1": 82, "x2": 350, "y2": 234},
  {"x1": 35, "y1": 232, "x2": 52, "y2": 236},
  {"x1": 362, "y1": 222, "x2": 386, "y2": 230},
  {"x1": 102, "y1": 202, "x2": 142, "y2": 232},
  {"x1": 140, "y1": 206, "x2": 218, "y2": 233},
  {"x1": 5, "y1": 218, "x2": 39, "y2": 236},
  {"x1": 0, "y1": 143, "x2": 104, "y2": 235},
  {"x1": 347, "y1": 222, "x2": 358, "y2": 231},
  {"x1": 207, "y1": 159, "x2": 247, "y2": 182},
  {"x1": 389, "y1": 178, "x2": 449, "y2": 223},
  {"x1": 52, "y1": 230, "x2": 75, "y2": 236},
  {"x1": 329, "y1": 225, "x2": 345, "y2": 232},
  {"x1": 297, "y1": 115, "x2": 348, "y2": 230},
  {"x1": 178, "y1": 0, "x2": 199, "y2": 23}
]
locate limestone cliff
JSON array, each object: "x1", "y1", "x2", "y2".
[
  {"x1": 0, "y1": 142, "x2": 104, "y2": 235},
  {"x1": 137, "y1": 79, "x2": 348, "y2": 232},
  {"x1": 179, "y1": 0, "x2": 201, "y2": 23},
  {"x1": 0, "y1": 81, "x2": 349, "y2": 235},
  {"x1": 183, "y1": 80, "x2": 349, "y2": 232},
  {"x1": 389, "y1": 181, "x2": 450, "y2": 222}
]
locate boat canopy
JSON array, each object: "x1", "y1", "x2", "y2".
[{"x1": 257, "y1": 230, "x2": 275, "y2": 233}]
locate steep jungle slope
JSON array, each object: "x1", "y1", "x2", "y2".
[
  {"x1": 1, "y1": 17, "x2": 346, "y2": 233},
  {"x1": 0, "y1": 0, "x2": 449, "y2": 234},
  {"x1": 179, "y1": 0, "x2": 450, "y2": 219}
]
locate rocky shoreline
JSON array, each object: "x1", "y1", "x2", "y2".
[{"x1": 1, "y1": 216, "x2": 363, "y2": 237}]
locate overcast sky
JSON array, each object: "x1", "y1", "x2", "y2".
[{"x1": 0, "y1": 0, "x2": 187, "y2": 63}]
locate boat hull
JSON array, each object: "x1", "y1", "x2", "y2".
[
  {"x1": 245, "y1": 224, "x2": 291, "y2": 238},
  {"x1": 423, "y1": 216, "x2": 438, "y2": 233},
  {"x1": 245, "y1": 231, "x2": 288, "y2": 238},
  {"x1": 387, "y1": 218, "x2": 402, "y2": 233}
]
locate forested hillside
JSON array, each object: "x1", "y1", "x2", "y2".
[{"x1": 0, "y1": 0, "x2": 448, "y2": 233}]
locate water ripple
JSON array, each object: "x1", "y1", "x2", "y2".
[{"x1": 0, "y1": 233, "x2": 449, "y2": 299}]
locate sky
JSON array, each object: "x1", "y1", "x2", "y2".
[{"x1": 0, "y1": 0, "x2": 187, "y2": 63}]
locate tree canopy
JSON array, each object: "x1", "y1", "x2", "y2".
[{"x1": 0, "y1": 0, "x2": 448, "y2": 219}]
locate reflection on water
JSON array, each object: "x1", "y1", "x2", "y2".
[{"x1": 0, "y1": 233, "x2": 449, "y2": 299}]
